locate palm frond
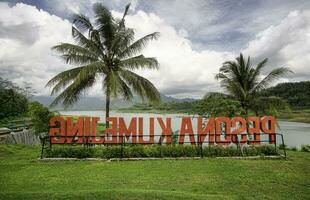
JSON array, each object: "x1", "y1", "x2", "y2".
[
  {"x1": 50, "y1": 73, "x2": 96, "y2": 107},
  {"x1": 118, "y1": 3, "x2": 130, "y2": 29},
  {"x1": 52, "y1": 43, "x2": 99, "y2": 65},
  {"x1": 249, "y1": 58, "x2": 268, "y2": 86},
  {"x1": 46, "y1": 66, "x2": 84, "y2": 89},
  {"x1": 120, "y1": 55, "x2": 159, "y2": 70},
  {"x1": 71, "y1": 27, "x2": 103, "y2": 57},
  {"x1": 93, "y1": 3, "x2": 116, "y2": 50},
  {"x1": 47, "y1": 61, "x2": 105, "y2": 96},
  {"x1": 215, "y1": 72, "x2": 248, "y2": 105},
  {"x1": 110, "y1": 28, "x2": 135, "y2": 58},
  {"x1": 120, "y1": 70, "x2": 160, "y2": 103},
  {"x1": 72, "y1": 13, "x2": 93, "y2": 34},
  {"x1": 102, "y1": 70, "x2": 133, "y2": 100},
  {"x1": 118, "y1": 32, "x2": 160, "y2": 59},
  {"x1": 252, "y1": 67, "x2": 293, "y2": 92}
]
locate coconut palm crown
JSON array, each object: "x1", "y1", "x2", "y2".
[
  {"x1": 46, "y1": 3, "x2": 160, "y2": 123},
  {"x1": 214, "y1": 53, "x2": 293, "y2": 116}
]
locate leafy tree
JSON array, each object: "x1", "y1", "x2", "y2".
[
  {"x1": 214, "y1": 53, "x2": 292, "y2": 116},
  {"x1": 46, "y1": 3, "x2": 160, "y2": 125},
  {"x1": 194, "y1": 97, "x2": 243, "y2": 118},
  {"x1": 0, "y1": 77, "x2": 28, "y2": 121},
  {"x1": 28, "y1": 102, "x2": 55, "y2": 135}
]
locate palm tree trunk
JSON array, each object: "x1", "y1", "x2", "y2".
[{"x1": 105, "y1": 86, "x2": 110, "y2": 128}]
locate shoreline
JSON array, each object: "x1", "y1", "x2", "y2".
[{"x1": 57, "y1": 109, "x2": 310, "y2": 124}]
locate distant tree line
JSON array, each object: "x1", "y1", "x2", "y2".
[
  {"x1": 126, "y1": 81, "x2": 309, "y2": 115},
  {"x1": 260, "y1": 81, "x2": 310, "y2": 108}
]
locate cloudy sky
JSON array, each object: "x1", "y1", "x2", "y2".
[{"x1": 0, "y1": 0, "x2": 309, "y2": 99}]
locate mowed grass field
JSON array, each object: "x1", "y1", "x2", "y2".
[{"x1": 0, "y1": 145, "x2": 309, "y2": 200}]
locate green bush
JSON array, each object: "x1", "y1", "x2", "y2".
[
  {"x1": 102, "y1": 146, "x2": 122, "y2": 158},
  {"x1": 143, "y1": 145, "x2": 161, "y2": 157},
  {"x1": 0, "y1": 77, "x2": 29, "y2": 121},
  {"x1": 46, "y1": 146, "x2": 95, "y2": 158},
  {"x1": 28, "y1": 102, "x2": 55, "y2": 135},
  {"x1": 256, "y1": 145, "x2": 278, "y2": 155},
  {"x1": 44, "y1": 144, "x2": 279, "y2": 159},
  {"x1": 279, "y1": 144, "x2": 287, "y2": 150},
  {"x1": 301, "y1": 145, "x2": 310, "y2": 152},
  {"x1": 243, "y1": 146, "x2": 258, "y2": 156},
  {"x1": 290, "y1": 147, "x2": 297, "y2": 151}
]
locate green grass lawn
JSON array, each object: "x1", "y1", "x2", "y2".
[{"x1": 0, "y1": 145, "x2": 309, "y2": 200}]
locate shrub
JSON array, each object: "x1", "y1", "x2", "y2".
[
  {"x1": 279, "y1": 144, "x2": 287, "y2": 150},
  {"x1": 28, "y1": 102, "x2": 55, "y2": 135},
  {"x1": 301, "y1": 145, "x2": 310, "y2": 152},
  {"x1": 290, "y1": 147, "x2": 297, "y2": 151},
  {"x1": 44, "y1": 144, "x2": 279, "y2": 159},
  {"x1": 102, "y1": 146, "x2": 122, "y2": 158},
  {"x1": 123, "y1": 145, "x2": 147, "y2": 158},
  {"x1": 256, "y1": 145, "x2": 278, "y2": 155},
  {"x1": 143, "y1": 145, "x2": 161, "y2": 157},
  {"x1": 243, "y1": 146, "x2": 258, "y2": 156},
  {"x1": 46, "y1": 146, "x2": 94, "y2": 158}
]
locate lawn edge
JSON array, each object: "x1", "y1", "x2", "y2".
[{"x1": 38, "y1": 155, "x2": 286, "y2": 162}]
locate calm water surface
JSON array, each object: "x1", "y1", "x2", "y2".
[{"x1": 59, "y1": 111, "x2": 310, "y2": 148}]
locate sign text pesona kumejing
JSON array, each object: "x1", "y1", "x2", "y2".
[{"x1": 49, "y1": 116, "x2": 276, "y2": 145}]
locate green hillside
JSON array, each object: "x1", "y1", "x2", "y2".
[{"x1": 261, "y1": 81, "x2": 310, "y2": 108}]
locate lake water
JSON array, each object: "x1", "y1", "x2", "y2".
[{"x1": 59, "y1": 111, "x2": 310, "y2": 148}]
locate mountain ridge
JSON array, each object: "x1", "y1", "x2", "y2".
[{"x1": 31, "y1": 94, "x2": 196, "y2": 110}]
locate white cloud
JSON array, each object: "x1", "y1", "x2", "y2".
[
  {"x1": 243, "y1": 10, "x2": 310, "y2": 80},
  {"x1": 0, "y1": 2, "x2": 73, "y2": 95},
  {"x1": 0, "y1": 3, "x2": 232, "y2": 99},
  {"x1": 113, "y1": 10, "x2": 234, "y2": 98},
  {"x1": 0, "y1": 2, "x2": 309, "y2": 100}
]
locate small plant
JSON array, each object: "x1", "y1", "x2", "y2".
[
  {"x1": 290, "y1": 147, "x2": 297, "y2": 151},
  {"x1": 243, "y1": 145, "x2": 258, "y2": 156},
  {"x1": 301, "y1": 145, "x2": 310, "y2": 152},
  {"x1": 279, "y1": 144, "x2": 287, "y2": 150},
  {"x1": 257, "y1": 145, "x2": 278, "y2": 155},
  {"x1": 171, "y1": 130, "x2": 179, "y2": 145}
]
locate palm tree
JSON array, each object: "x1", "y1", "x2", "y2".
[
  {"x1": 46, "y1": 3, "x2": 160, "y2": 126},
  {"x1": 214, "y1": 53, "x2": 293, "y2": 116}
]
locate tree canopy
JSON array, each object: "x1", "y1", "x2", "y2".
[
  {"x1": 0, "y1": 77, "x2": 28, "y2": 120},
  {"x1": 214, "y1": 53, "x2": 292, "y2": 116},
  {"x1": 47, "y1": 3, "x2": 161, "y2": 124}
]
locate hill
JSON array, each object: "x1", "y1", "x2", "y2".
[
  {"x1": 261, "y1": 81, "x2": 310, "y2": 108},
  {"x1": 31, "y1": 94, "x2": 195, "y2": 110}
]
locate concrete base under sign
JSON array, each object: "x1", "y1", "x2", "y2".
[{"x1": 38, "y1": 155, "x2": 286, "y2": 162}]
